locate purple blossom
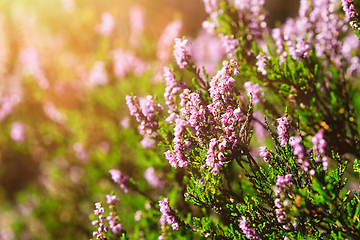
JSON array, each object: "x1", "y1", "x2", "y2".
[
  {"x1": 289, "y1": 135, "x2": 312, "y2": 173},
  {"x1": 73, "y1": 142, "x2": 89, "y2": 163},
  {"x1": 43, "y1": 102, "x2": 67, "y2": 124},
  {"x1": 19, "y1": 47, "x2": 49, "y2": 89},
  {"x1": 190, "y1": 30, "x2": 225, "y2": 76},
  {"x1": 113, "y1": 49, "x2": 148, "y2": 79},
  {"x1": 106, "y1": 194, "x2": 119, "y2": 205},
  {"x1": 10, "y1": 122, "x2": 25, "y2": 143},
  {"x1": 239, "y1": 216, "x2": 259, "y2": 239},
  {"x1": 244, "y1": 81, "x2": 264, "y2": 106},
  {"x1": 173, "y1": 38, "x2": 191, "y2": 69},
  {"x1": 208, "y1": 59, "x2": 239, "y2": 115},
  {"x1": 255, "y1": 53, "x2": 267, "y2": 75},
  {"x1": 157, "y1": 20, "x2": 183, "y2": 62},
  {"x1": 276, "y1": 116, "x2": 292, "y2": 147},
  {"x1": 221, "y1": 35, "x2": 239, "y2": 58},
  {"x1": 144, "y1": 167, "x2": 164, "y2": 188},
  {"x1": 109, "y1": 169, "x2": 129, "y2": 193},
  {"x1": 259, "y1": 146, "x2": 269, "y2": 162},
  {"x1": 274, "y1": 174, "x2": 293, "y2": 228},
  {"x1": 158, "y1": 198, "x2": 179, "y2": 230},
  {"x1": 129, "y1": 6, "x2": 145, "y2": 48},
  {"x1": 163, "y1": 67, "x2": 186, "y2": 119},
  {"x1": 206, "y1": 137, "x2": 228, "y2": 174},
  {"x1": 87, "y1": 61, "x2": 108, "y2": 87},
  {"x1": 126, "y1": 95, "x2": 162, "y2": 135},
  {"x1": 342, "y1": 0, "x2": 356, "y2": 19},
  {"x1": 91, "y1": 202, "x2": 109, "y2": 239},
  {"x1": 234, "y1": 0, "x2": 267, "y2": 39},
  {"x1": 164, "y1": 118, "x2": 190, "y2": 168},
  {"x1": 140, "y1": 134, "x2": 156, "y2": 149},
  {"x1": 95, "y1": 12, "x2": 114, "y2": 37},
  {"x1": 312, "y1": 129, "x2": 328, "y2": 170}
]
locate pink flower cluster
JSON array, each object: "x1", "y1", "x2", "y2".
[
  {"x1": 125, "y1": 95, "x2": 162, "y2": 135},
  {"x1": 255, "y1": 53, "x2": 267, "y2": 75},
  {"x1": 259, "y1": 146, "x2": 270, "y2": 163},
  {"x1": 164, "y1": 67, "x2": 186, "y2": 122},
  {"x1": 19, "y1": 47, "x2": 49, "y2": 89},
  {"x1": 158, "y1": 198, "x2": 179, "y2": 231},
  {"x1": 221, "y1": 35, "x2": 239, "y2": 58},
  {"x1": 92, "y1": 202, "x2": 108, "y2": 239},
  {"x1": 342, "y1": 0, "x2": 356, "y2": 19},
  {"x1": 164, "y1": 118, "x2": 190, "y2": 168},
  {"x1": 208, "y1": 59, "x2": 239, "y2": 116},
  {"x1": 95, "y1": 12, "x2": 114, "y2": 37},
  {"x1": 10, "y1": 122, "x2": 25, "y2": 143},
  {"x1": 113, "y1": 49, "x2": 148, "y2": 79},
  {"x1": 234, "y1": 0, "x2": 267, "y2": 39},
  {"x1": 274, "y1": 174, "x2": 294, "y2": 229},
  {"x1": 312, "y1": 129, "x2": 328, "y2": 171},
  {"x1": 109, "y1": 169, "x2": 129, "y2": 193},
  {"x1": 144, "y1": 167, "x2": 164, "y2": 188},
  {"x1": 239, "y1": 216, "x2": 259, "y2": 239},
  {"x1": 43, "y1": 102, "x2": 67, "y2": 124},
  {"x1": 87, "y1": 61, "x2": 108, "y2": 87},
  {"x1": 173, "y1": 38, "x2": 191, "y2": 69},
  {"x1": 276, "y1": 116, "x2": 292, "y2": 147},
  {"x1": 91, "y1": 196, "x2": 122, "y2": 239},
  {"x1": 190, "y1": 30, "x2": 225, "y2": 76},
  {"x1": 205, "y1": 137, "x2": 227, "y2": 175},
  {"x1": 244, "y1": 81, "x2": 264, "y2": 106},
  {"x1": 289, "y1": 135, "x2": 312, "y2": 174}
]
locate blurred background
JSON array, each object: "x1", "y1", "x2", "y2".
[{"x1": 0, "y1": 0, "x2": 299, "y2": 239}]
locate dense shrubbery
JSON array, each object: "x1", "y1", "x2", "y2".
[{"x1": 1, "y1": 0, "x2": 360, "y2": 239}]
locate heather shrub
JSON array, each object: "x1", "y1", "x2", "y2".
[{"x1": 0, "y1": 0, "x2": 360, "y2": 240}]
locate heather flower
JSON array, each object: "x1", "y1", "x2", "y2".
[
  {"x1": 276, "y1": 116, "x2": 292, "y2": 147},
  {"x1": 163, "y1": 67, "x2": 186, "y2": 117},
  {"x1": 239, "y1": 216, "x2": 259, "y2": 239},
  {"x1": 10, "y1": 122, "x2": 25, "y2": 143},
  {"x1": 87, "y1": 61, "x2": 108, "y2": 86},
  {"x1": 126, "y1": 95, "x2": 162, "y2": 135},
  {"x1": 91, "y1": 202, "x2": 108, "y2": 239},
  {"x1": 105, "y1": 194, "x2": 119, "y2": 205},
  {"x1": 157, "y1": 20, "x2": 182, "y2": 62},
  {"x1": 129, "y1": 6, "x2": 145, "y2": 48},
  {"x1": 134, "y1": 210, "x2": 142, "y2": 221},
  {"x1": 208, "y1": 59, "x2": 239, "y2": 115},
  {"x1": 113, "y1": 49, "x2": 148, "y2": 79},
  {"x1": 164, "y1": 118, "x2": 190, "y2": 168},
  {"x1": 140, "y1": 135, "x2": 156, "y2": 149},
  {"x1": 221, "y1": 35, "x2": 239, "y2": 58},
  {"x1": 274, "y1": 174, "x2": 293, "y2": 228},
  {"x1": 289, "y1": 135, "x2": 312, "y2": 173},
  {"x1": 19, "y1": 47, "x2": 49, "y2": 89},
  {"x1": 234, "y1": 0, "x2": 267, "y2": 39},
  {"x1": 144, "y1": 167, "x2": 164, "y2": 188},
  {"x1": 158, "y1": 198, "x2": 179, "y2": 230},
  {"x1": 244, "y1": 81, "x2": 264, "y2": 106},
  {"x1": 73, "y1": 142, "x2": 89, "y2": 163},
  {"x1": 43, "y1": 102, "x2": 67, "y2": 124},
  {"x1": 259, "y1": 146, "x2": 269, "y2": 162},
  {"x1": 342, "y1": 0, "x2": 356, "y2": 19},
  {"x1": 109, "y1": 169, "x2": 129, "y2": 193},
  {"x1": 191, "y1": 30, "x2": 225, "y2": 76},
  {"x1": 255, "y1": 53, "x2": 267, "y2": 75},
  {"x1": 173, "y1": 38, "x2": 191, "y2": 69},
  {"x1": 95, "y1": 12, "x2": 114, "y2": 37},
  {"x1": 312, "y1": 129, "x2": 328, "y2": 171},
  {"x1": 0, "y1": 94, "x2": 20, "y2": 122}
]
